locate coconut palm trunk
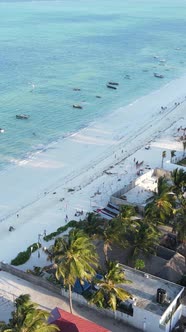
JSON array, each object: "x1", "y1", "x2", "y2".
[
  {"x1": 183, "y1": 141, "x2": 186, "y2": 157},
  {"x1": 69, "y1": 284, "x2": 73, "y2": 314},
  {"x1": 170, "y1": 150, "x2": 176, "y2": 163},
  {"x1": 161, "y1": 151, "x2": 166, "y2": 168}
]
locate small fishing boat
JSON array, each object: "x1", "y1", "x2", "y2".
[
  {"x1": 154, "y1": 73, "x2": 164, "y2": 78},
  {"x1": 108, "y1": 82, "x2": 119, "y2": 86},
  {"x1": 107, "y1": 85, "x2": 117, "y2": 90},
  {"x1": 16, "y1": 114, "x2": 30, "y2": 119},
  {"x1": 73, "y1": 88, "x2": 81, "y2": 91},
  {"x1": 73, "y1": 104, "x2": 83, "y2": 109},
  {"x1": 0, "y1": 128, "x2": 4, "y2": 133},
  {"x1": 96, "y1": 95, "x2": 101, "y2": 98}
]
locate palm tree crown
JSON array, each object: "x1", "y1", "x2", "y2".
[
  {"x1": 47, "y1": 229, "x2": 98, "y2": 313},
  {"x1": 90, "y1": 261, "x2": 131, "y2": 311},
  {"x1": 1, "y1": 294, "x2": 58, "y2": 332}
]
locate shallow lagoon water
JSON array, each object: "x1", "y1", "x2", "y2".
[{"x1": 0, "y1": 0, "x2": 186, "y2": 168}]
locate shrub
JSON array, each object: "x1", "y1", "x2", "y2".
[
  {"x1": 11, "y1": 219, "x2": 78, "y2": 265},
  {"x1": 11, "y1": 243, "x2": 41, "y2": 266},
  {"x1": 11, "y1": 250, "x2": 30, "y2": 266}
]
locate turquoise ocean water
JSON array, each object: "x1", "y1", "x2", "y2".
[{"x1": 0, "y1": 0, "x2": 186, "y2": 169}]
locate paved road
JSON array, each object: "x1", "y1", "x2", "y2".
[{"x1": 0, "y1": 271, "x2": 141, "y2": 332}]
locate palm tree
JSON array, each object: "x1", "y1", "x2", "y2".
[
  {"x1": 93, "y1": 218, "x2": 126, "y2": 263},
  {"x1": 1, "y1": 294, "x2": 58, "y2": 332},
  {"x1": 145, "y1": 175, "x2": 175, "y2": 224},
  {"x1": 120, "y1": 205, "x2": 136, "y2": 219},
  {"x1": 157, "y1": 176, "x2": 170, "y2": 196},
  {"x1": 170, "y1": 150, "x2": 176, "y2": 163},
  {"x1": 171, "y1": 168, "x2": 186, "y2": 194},
  {"x1": 131, "y1": 218, "x2": 160, "y2": 258},
  {"x1": 77, "y1": 212, "x2": 105, "y2": 237},
  {"x1": 182, "y1": 141, "x2": 186, "y2": 157},
  {"x1": 145, "y1": 193, "x2": 173, "y2": 224},
  {"x1": 173, "y1": 203, "x2": 186, "y2": 244},
  {"x1": 90, "y1": 261, "x2": 131, "y2": 312},
  {"x1": 161, "y1": 150, "x2": 166, "y2": 168},
  {"x1": 47, "y1": 229, "x2": 98, "y2": 313}
]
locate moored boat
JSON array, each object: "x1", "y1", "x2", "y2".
[
  {"x1": 108, "y1": 81, "x2": 119, "y2": 86},
  {"x1": 107, "y1": 85, "x2": 117, "y2": 90},
  {"x1": 154, "y1": 73, "x2": 164, "y2": 78},
  {"x1": 16, "y1": 114, "x2": 30, "y2": 119},
  {"x1": 73, "y1": 104, "x2": 83, "y2": 109}
]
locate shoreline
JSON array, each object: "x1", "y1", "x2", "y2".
[
  {"x1": 2, "y1": 73, "x2": 186, "y2": 174},
  {"x1": 0, "y1": 74, "x2": 185, "y2": 263}
]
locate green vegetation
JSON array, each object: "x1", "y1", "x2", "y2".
[
  {"x1": 9, "y1": 168, "x2": 186, "y2": 315},
  {"x1": 90, "y1": 261, "x2": 131, "y2": 311},
  {"x1": 11, "y1": 243, "x2": 41, "y2": 266},
  {"x1": 11, "y1": 220, "x2": 78, "y2": 265},
  {"x1": 47, "y1": 229, "x2": 98, "y2": 313},
  {"x1": 134, "y1": 259, "x2": 145, "y2": 270},
  {"x1": 0, "y1": 294, "x2": 58, "y2": 332},
  {"x1": 178, "y1": 158, "x2": 186, "y2": 166}
]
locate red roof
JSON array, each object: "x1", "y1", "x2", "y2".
[{"x1": 49, "y1": 307, "x2": 111, "y2": 332}]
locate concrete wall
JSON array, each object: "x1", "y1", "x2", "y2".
[
  {"x1": 110, "y1": 169, "x2": 155, "y2": 212},
  {"x1": 160, "y1": 290, "x2": 184, "y2": 332},
  {"x1": 1, "y1": 262, "x2": 183, "y2": 332},
  {"x1": 182, "y1": 304, "x2": 186, "y2": 317},
  {"x1": 0, "y1": 262, "x2": 61, "y2": 295},
  {"x1": 61, "y1": 287, "x2": 166, "y2": 332},
  {"x1": 153, "y1": 168, "x2": 171, "y2": 179}
]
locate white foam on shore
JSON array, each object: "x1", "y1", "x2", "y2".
[{"x1": 0, "y1": 74, "x2": 185, "y2": 263}]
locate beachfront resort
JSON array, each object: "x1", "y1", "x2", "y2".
[{"x1": 0, "y1": 102, "x2": 186, "y2": 332}]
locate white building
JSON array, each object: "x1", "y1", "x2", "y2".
[{"x1": 118, "y1": 265, "x2": 184, "y2": 332}]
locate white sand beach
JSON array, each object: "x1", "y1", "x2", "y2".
[{"x1": 0, "y1": 75, "x2": 186, "y2": 264}]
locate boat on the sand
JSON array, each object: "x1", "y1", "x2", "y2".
[{"x1": 16, "y1": 114, "x2": 30, "y2": 119}]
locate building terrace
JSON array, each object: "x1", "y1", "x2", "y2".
[
  {"x1": 121, "y1": 264, "x2": 183, "y2": 316},
  {"x1": 110, "y1": 168, "x2": 171, "y2": 212}
]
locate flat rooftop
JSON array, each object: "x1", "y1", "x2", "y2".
[
  {"x1": 121, "y1": 265, "x2": 183, "y2": 316},
  {"x1": 123, "y1": 175, "x2": 157, "y2": 206}
]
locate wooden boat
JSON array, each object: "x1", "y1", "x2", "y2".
[
  {"x1": 107, "y1": 85, "x2": 117, "y2": 90},
  {"x1": 16, "y1": 114, "x2": 30, "y2": 119},
  {"x1": 108, "y1": 82, "x2": 119, "y2": 86},
  {"x1": 73, "y1": 104, "x2": 83, "y2": 109},
  {"x1": 154, "y1": 73, "x2": 164, "y2": 78}
]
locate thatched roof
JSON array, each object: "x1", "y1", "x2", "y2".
[{"x1": 157, "y1": 252, "x2": 186, "y2": 283}]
